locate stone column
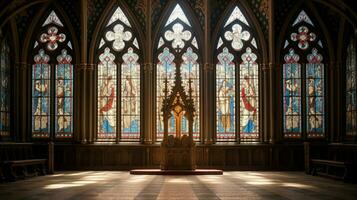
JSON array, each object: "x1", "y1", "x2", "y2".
[
  {"x1": 203, "y1": 0, "x2": 214, "y2": 144},
  {"x1": 143, "y1": 63, "x2": 153, "y2": 144},
  {"x1": 17, "y1": 62, "x2": 29, "y2": 142},
  {"x1": 78, "y1": 0, "x2": 88, "y2": 144},
  {"x1": 329, "y1": 61, "x2": 338, "y2": 142},
  {"x1": 268, "y1": 0, "x2": 276, "y2": 144},
  {"x1": 261, "y1": 63, "x2": 270, "y2": 143},
  {"x1": 143, "y1": 0, "x2": 154, "y2": 144}
]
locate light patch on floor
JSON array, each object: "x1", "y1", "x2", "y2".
[{"x1": 0, "y1": 171, "x2": 356, "y2": 199}]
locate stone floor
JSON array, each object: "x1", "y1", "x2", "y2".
[{"x1": 0, "y1": 171, "x2": 356, "y2": 200}]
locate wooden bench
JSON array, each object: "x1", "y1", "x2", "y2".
[
  {"x1": 310, "y1": 159, "x2": 352, "y2": 182},
  {"x1": 2, "y1": 159, "x2": 46, "y2": 181}
]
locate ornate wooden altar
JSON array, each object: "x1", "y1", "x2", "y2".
[{"x1": 160, "y1": 49, "x2": 196, "y2": 170}]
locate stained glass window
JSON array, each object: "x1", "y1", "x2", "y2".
[
  {"x1": 156, "y1": 4, "x2": 200, "y2": 141},
  {"x1": 216, "y1": 6, "x2": 260, "y2": 142},
  {"x1": 282, "y1": 10, "x2": 326, "y2": 139},
  {"x1": 346, "y1": 38, "x2": 357, "y2": 137},
  {"x1": 0, "y1": 38, "x2": 11, "y2": 138},
  {"x1": 97, "y1": 6, "x2": 141, "y2": 142},
  {"x1": 32, "y1": 10, "x2": 74, "y2": 139}
]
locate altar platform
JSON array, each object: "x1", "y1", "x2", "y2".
[{"x1": 130, "y1": 169, "x2": 223, "y2": 175}]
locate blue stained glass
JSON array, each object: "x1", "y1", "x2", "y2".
[
  {"x1": 283, "y1": 49, "x2": 302, "y2": 138},
  {"x1": 97, "y1": 47, "x2": 117, "y2": 140},
  {"x1": 306, "y1": 48, "x2": 324, "y2": 138},
  {"x1": 121, "y1": 47, "x2": 140, "y2": 141},
  {"x1": 346, "y1": 39, "x2": 357, "y2": 136},
  {"x1": 32, "y1": 49, "x2": 51, "y2": 138},
  {"x1": 239, "y1": 48, "x2": 259, "y2": 141},
  {"x1": 0, "y1": 39, "x2": 10, "y2": 138},
  {"x1": 181, "y1": 47, "x2": 200, "y2": 140},
  {"x1": 55, "y1": 49, "x2": 73, "y2": 138},
  {"x1": 216, "y1": 47, "x2": 236, "y2": 141},
  {"x1": 157, "y1": 47, "x2": 175, "y2": 141}
]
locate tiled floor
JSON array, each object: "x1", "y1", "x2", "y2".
[{"x1": 0, "y1": 171, "x2": 356, "y2": 199}]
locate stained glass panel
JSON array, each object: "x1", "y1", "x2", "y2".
[
  {"x1": 97, "y1": 6, "x2": 141, "y2": 142},
  {"x1": 97, "y1": 47, "x2": 117, "y2": 140},
  {"x1": 216, "y1": 5, "x2": 260, "y2": 142},
  {"x1": 32, "y1": 49, "x2": 51, "y2": 138},
  {"x1": 121, "y1": 48, "x2": 140, "y2": 141},
  {"x1": 156, "y1": 4, "x2": 200, "y2": 141},
  {"x1": 156, "y1": 47, "x2": 175, "y2": 140},
  {"x1": 283, "y1": 49, "x2": 302, "y2": 138},
  {"x1": 283, "y1": 10, "x2": 326, "y2": 139},
  {"x1": 239, "y1": 47, "x2": 259, "y2": 141},
  {"x1": 0, "y1": 39, "x2": 11, "y2": 137},
  {"x1": 181, "y1": 47, "x2": 200, "y2": 140},
  {"x1": 216, "y1": 47, "x2": 236, "y2": 141},
  {"x1": 346, "y1": 39, "x2": 357, "y2": 136},
  {"x1": 306, "y1": 48, "x2": 324, "y2": 138},
  {"x1": 55, "y1": 49, "x2": 73, "y2": 138}
]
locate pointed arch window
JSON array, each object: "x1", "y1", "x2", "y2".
[
  {"x1": 96, "y1": 6, "x2": 141, "y2": 142},
  {"x1": 215, "y1": 6, "x2": 260, "y2": 142},
  {"x1": 156, "y1": 4, "x2": 200, "y2": 141},
  {"x1": 0, "y1": 38, "x2": 11, "y2": 139},
  {"x1": 282, "y1": 10, "x2": 326, "y2": 139},
  {"x1": 31, "y1": 10, "x2": 74, "y2": 139},
  {"x1": 346, "y1": 38, "x2": 357, "y2": 137}
]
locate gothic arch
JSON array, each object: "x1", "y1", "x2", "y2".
[
  {"x1": 278, "y1": 2, "x2": 332, "y2": 140},
  {"x1": 89, "y1": 0, "x2": 146, "y2": 64},
  {"x1": 277, "y1": 1, "x2": 334, "y2": 62},
  {"x1": 25, "y1": 4, "x2": 80, "y2": 140},
  {"x1": 22, "y1": 3, "x2": 80, "y2": 64},
  {"x1": 152, "y1": 0, "x2": 204, "y2": 55},
  {"x1": 211, "y1": 0, "x2": 267, "y2": 142},
  {"x1": 211, "y1": 0, "x2": 268, "y2": 64},
  {"x1": 153, "y1": 0, "x2": 204, "y2": 141}
]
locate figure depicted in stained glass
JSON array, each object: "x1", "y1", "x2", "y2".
[
  {"x1": 56, "y1": 49, "x2": 73, "y2": 135},
  {"x1": 306, "y1": 48, "x2": 324, "y2": 135},
  {"x1": 121, "y1": 48, "x2": 140, "y2": 139},
  {"x1": 216, "y1": 5, "x2": 260, "y2": 142},
  {"x1": 32, "y1": 10, "x2": 74, "y2": 138},
  {"x1": 240, "y1": 75, "x2": 257, "y2": 133},
  {"x1": 56, "y1": 78, "x2": 69, "y2": 131},
  {"x1": 240, "y1": 48, "x2": 258, "y2": 134},
  {"x1": 32, "y1": 49, "x2": 50, "y2": 134},
  {"x1": 218, "y1": 79, "x2": 234, "y2": 131},
  {"x1": 283, "y1": 10, "x2": 325, "y2": 138},
  {"x1": 97, "y1": 6, "x2": 141, "y2": 141},
  {"x1": 99, "y1": 75, "x2": 116, "y2": 133}
]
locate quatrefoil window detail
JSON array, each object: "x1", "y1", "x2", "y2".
[
  {"x1": 291, "y1": 26, "x2": 316, "y2": 50},
  {"x1": 164, "y1": 23, "x2": 192, "y2": 49},
  {"x1": 40, "y1": 26, "x2": 66, "y2": 51},
  {"x1": 105, "y1": 24, "x2": 132, "y2": 52},
  {"x1": 224, "y1": 24, "x2": 250, "y2": 51}
]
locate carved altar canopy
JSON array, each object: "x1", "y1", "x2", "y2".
[{"x1": 160, "y1": 47, "x2": 196, "y2": 170}]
